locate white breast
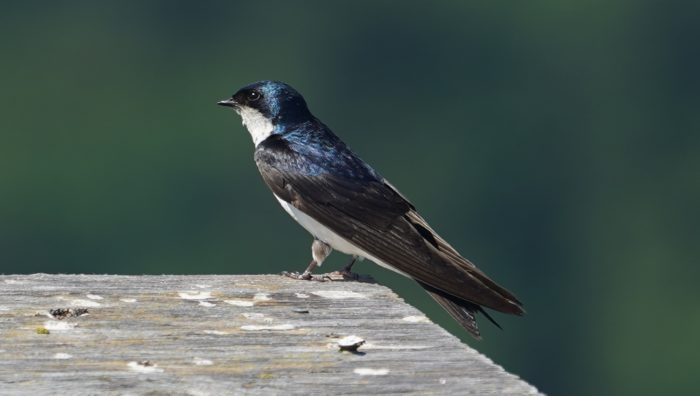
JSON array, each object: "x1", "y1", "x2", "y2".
[
  {"x1": 274, "y1": 194, "x2": 409, "y2": 277},
  {"x1": 238, "y1": 106, "x2": 274, "y2": 146}
]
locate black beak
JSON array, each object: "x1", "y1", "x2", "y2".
[{"x1": 217, "y1": 98, "x2": 237, "y2": 108}]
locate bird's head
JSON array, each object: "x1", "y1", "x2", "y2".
[{"x1": 218, "y1": 81, "x2": 312, "y2": 145}]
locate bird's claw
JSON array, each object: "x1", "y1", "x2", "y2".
[
  {"x1": 281, "y1": 271, "x2": 328, "y2": 282},
  {"x1": 281, "y1": 269, "x2": 372, "y2": 283}
]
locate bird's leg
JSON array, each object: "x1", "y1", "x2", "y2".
[
  {"x1": 282, "y1": 239, "x2": 332, "y2": 281},
  {"x1": 338, "y1": 256, "x2": 359, "y2": 279},
  {"x1": 298, "y1": 259, "x2": 320, "y2": 280},
  {"x1": 282, "y1": 260, "x2": 320, "y2": 281},
  {"x1": 322, "y1": 255, "x2": 368, "y2": 282}
]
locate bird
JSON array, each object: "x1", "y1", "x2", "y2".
[{"x1": 217, "y1": 80, "x2": 524, "y2": 339}]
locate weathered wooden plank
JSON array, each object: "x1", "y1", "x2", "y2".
[{"x1": 0, "y1": 274, "x2": 540, "y2": 395}]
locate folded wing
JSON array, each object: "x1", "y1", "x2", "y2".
[{"x1": 255, "y1": 137, "x2": 524, "y2": 336}]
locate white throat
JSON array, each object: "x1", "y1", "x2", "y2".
[{"x1": 237, "y1": 106, "x2": 274, "y2": 146}]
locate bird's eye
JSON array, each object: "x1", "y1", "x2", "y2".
[{"x1": 247, "y1": 90, "x2": 261, "y2": 101}]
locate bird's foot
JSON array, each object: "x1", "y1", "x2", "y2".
[
  {"x1": 320, "y1": 270, "x2": 374, "y2": 283},
  {"x1": 329, "y1": 269, "x2": 360, "y2": 281},
  {"x1": 281, "y1": 271, "x2": 329, "y2": 282}
]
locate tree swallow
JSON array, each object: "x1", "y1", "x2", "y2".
[{"x1": 218, "y1": 81, "x2": 524, "y2": 339}]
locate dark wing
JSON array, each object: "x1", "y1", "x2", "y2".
[{"x1": 254, "y1": 139, "x2": 523, "y2": 318}]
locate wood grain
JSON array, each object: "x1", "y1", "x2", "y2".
[{"x1": 0, "y1": 274, "x2": 540, "y2": 395}]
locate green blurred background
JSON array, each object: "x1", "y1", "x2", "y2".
[{"x1": 1, "y1": 1, "x2": 698, "y2": 394}]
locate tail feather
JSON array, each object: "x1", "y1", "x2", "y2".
[
  {"x1": 405, "y1": 210, "x2": 524, "y2": 311},
  {"x1": 419, "y1": 281, "x2": 503, "y2": 340}
]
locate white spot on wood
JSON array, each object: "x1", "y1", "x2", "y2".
[
  {"x1": 43, "y1": 321, "x2": 76, "y2": 331},
  {"x1": 127, "y1": 361, "x2": 164, "y2": 373},
  {"x1": 402, "y1": 315, "x2": 430, "y2": 323},
  {"x1": 439, "y1": 378, "x2": 447, "y2": 385},
  {"x1": 354, "y1": 368, "x2": 389, "y2": 376},
  {"x1": 3, "y1": 279, "x2": 24, "y2": 284},
  {"x1": 120, "y1": 298, "x2": 137, "y2": 303},
  {"x1": 295, "y1": 293, "x2": 310, "y2": 299},
  {"x1": 53, "y1": 353, "x2": 73, "y2": 359},
  {"x1": 178, "y1": 291, "x2": 212, "y2": 300},
  {"x1": 69, "y1": 299, "x2": 101, "y2": 307},
  {"x1": 86, "y1": 294, "x2": 103, "y2": 300},
  {"x1": 198, "y1": 301, "x2": 216, "y2": 307},
  {"x1": 253, "y1": 293, "x2": 271, "y2": 301},
  {"x1": 193, "y1": 357, "x2": 213, "y2": 366},
  {"x1": 202, "y1": 330, "x2": 228, "y2": 335},
  {"x1": 224, "y1": 299, "x2": 255, "y2": 307},
  {"x1": 241, "y1": 312, "x2": 273, "y2": 322},
  {"x1": 240, "y1": 324, "x2": 295, "y2": 331},
  {"x1": 311, "y1": 290, "x2": 367, "y2": 299},
  {"x1": 194, "y1": 284, "x2": 211, "y2": 289}
]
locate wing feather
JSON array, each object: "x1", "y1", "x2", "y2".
[{"x1": 255, "y1": 146, "x2": 523, "y2": 315}]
